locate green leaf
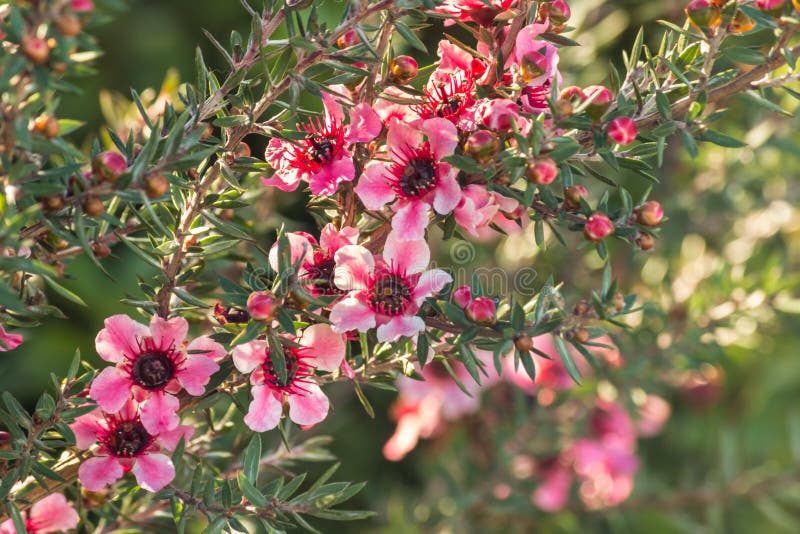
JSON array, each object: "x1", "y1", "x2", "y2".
[
  {"x1": 267, "y1": 331, "x2": 287, "y2": 386},
  {"x1": 395, "y1": 21, "x2": 427, "y2": 53},
  {"x1": 722, "y1": 47, "x2": 765, "y2": 66},
  {"x1": 237, "y1": 472, "x2": 268, "y2": 507},
  {"x1": 699, "y1": 129, "x2": 747, "y2": 148},
  {"x1": 244, "y1": 434, "x2": 261, "y2": 483},
  {"x1": 554, "y1": 336, "x2": 582, "y2": 385},
  {"x1": 43, "y1": 276, "x2": 87, "y2": 306}
]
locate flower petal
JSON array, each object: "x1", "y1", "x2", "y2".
[
  {"x1": 176, "y1": 354, "x2": 219, "y2": 396},
  {"x1": 421, "y1": 118, "x2": 458, "y2": 160},
  {"x1": 89, "y1": 367, "x2": 133, "y2": 413},
  {"x1": 354, "y1": 161, "x2": 395, "y2": 210},
  {"x1": 71, "y1": 410, "x2": 102, "y2": 449},
  {"x1": 391, "y1": 201, "x2": 430, "y2": 241},
  {"x1": 300, "y1": 324, "x2": 345, "y2": 372},
  {"x1": 243, "y1": 385, "x2": 283, "y2": 432},
  {"x1": 268, "y1": 232, "x2": 314, "y2": 273},
  {"x1": 29, "y1": 493, "x2": 79, "y2": 533},
  {"x1": 321, "y1": 88, "x2": 346, "y2": 125},
  {"x1": 186, "y1": 335, "x2": 227, "y2": 362},
  {"x1": 347, "y1": 102, "x2": 382, "y2": 143},
  {"x1": 309, "y1": 156, "x2": 355, "y2": 196},
  {"x1": 79, "y1": 456, "x2": 123, "y2": 491},
  {"x1": 382, "y1": 232, "x2": 430, "y2": 275},
  {"x1": 0, "y1": 326, "x2": 23, "y2": 352},
  {"x1": 287, "y1": 383, "x2": 329, "y2": 427},
  {"x1": 150, "y1": 315, "x2": 188, "y2": 350},
  {"x1": 333, "y1": 245, "x2": 374, "y2": 291},
  {"x1": 387, "y1": 118, "x2": 422, "y2": 153},
  {"x1": 140, "y1": 391, "x2": 180, "y2": 435},
  {"x1": 319, "y1": 223, "x2": 359, "y2": 253},
  {"x1": 132, "y1": 453, "x2": 175, "y2": 492},
  {"x1": 432, "y1": 166, "x2": 462, "y2": 215},
  {"x1": 95, "y1": 314, "x2": 148, "y2": 362},
  {"x1": 412, "y1": 269, "x2": 453, "y2": 305},
  {"x1": 232, "y1": 340, "x2": 268, "y2": 374},
  {"x1": 376, "y1": 315, "x2": 426, "y2": 343},
  {"x1": 329, "y1": 296, "x2": 376, "y2": 334},
  {"x1": 158, "y1": 424, "x2": 195, "y2": 452}
]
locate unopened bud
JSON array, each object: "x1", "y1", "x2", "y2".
[
  {"x1": 22, "y1": 35, "x2": 49, "y2": 65},
  {"x1": 33, "y1": 116, "x2": 60, "y2": 139},
  {"x1": 538, "y1": 0, "x2": 571, "y2": 25},
  {"x1": 465, "y1": 130, "x2": 500, "y2": 164},
  {"x1": 636, "y1": 232, "x2": 655, "y2": 251},
  {"x1": 452, "y1": 285, "x2": 472, "y2": 308},
  {"x1": 82, "y1": 195, "x2": 104, "y2": 217},
  {"x1": 337, "y1": 29, "x2": 359, "y2": 49},
  {"x1": 755, "y1": 0, "x2": 787, "y2": 16},
  {"x1": 573, "y1": 299, "x2": 590, "y2": 316},
  {"x1": 686, "y1": 0, "x2": 722, "y2": 30},
  {"x1": 612, "y1": 292, "x2": 625, "y2": 312},
  {"x1": 526, "y1": 157, "x2": 559, "y2": 185},
  {"x1": 729, "y1": 11, "x2": 756, "y2": 33},
  {"x1": 234, "y1": 142, "x2": 251, "y2": 158},
  {"x1": 572, "y1": 327, "x2": 590, "y2": 344},
  {"x1": 41, "y1": 194, "x2": 65, "y2": 212},
  {"x1": 635, "y1": 200, "x2": 664, "y2": 227},
  {"x1": 56, "y1": 13, "x2": 82, "y2": 37},
  {"x1": 247, "y1": 291, "x2": 277, "y2": 321},
  {"x1": 514, "y1": 335, "x2": 534, "y2": 353},
  {"x1": 607, "y1": 116, "x2": 638, "y2": 145},
  {"x1": 92, "y1": 151, "x2": 127, "y2": 183},
  {"x1": 465, "y1": 297, "x2": 497, "y2": 326},
  {"x1": 583, "y1": 85, "x2": 613, "y2": 121},
  {"x1": 584, "y1": 212, "x2": 615, "y2": 242},
  {"x1": 91, "y1": 242, "x2": 111, "y2": 258},
  {"x1": 389, "y1": 55, "x2": 418, "y2": 84},
  {"x1": 564, "y1": 185, "x2": 588, "y2": 211},
  {"x1": 144, "y1": 174, "x2": 169, "y2": 199}
]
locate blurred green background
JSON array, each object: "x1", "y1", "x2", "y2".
[{"x1": 4, "y1": 0, "x2": 800, "y2": 531}]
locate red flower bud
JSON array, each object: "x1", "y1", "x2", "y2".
[
  {"x1": 584, "y1": 213, "x2": 615, "y2": 242},
  {"x1": 82, "y1": 195, "x2": 104, "y2": 217},
  {"x1": 686, "y1": 0, "x2": 722, "y2": 30},
  {"x1": 92, "y1": 151, "x2": 127, "y2": 183},
  {"x1": 56, "y1": 13, "x2": 82, "y2": 37},
  {"x1": 389, "y1": 55, "x2": 418, "y2": 84},
  {"x1": 144, "y1": 174, "x2": 169, "y2": 199},
  {"x1": 564, "y1": 185, "x2": 588, "y2": 211},
  {"x1": 583, "y1": 85, "x2": 613, "y2": 121},
  {"x1": 525, "y1": 157, "x2": 559, "y2": 185},
  {"x1": 756, "y1": 0, "x2": 787, "y2": 16},
  {"x1": 635, "y1": 200, "x2": 664, "y2": 227},
  {"x1": 607, "y1": 116, "x2": 638, "y2": 145},
  {"x1": 514, "y1": 335, "x2": 534, "y2": 353},
  {"x1": 465, "y1": 130, "x2": 500, "y2": 164},
  {"x1": 247, "y1": 291, "x2": 277, "y2": 321},
  {"x1": 234, "y1": 142, "x2": 251, "y2": 158},
  {"x1": 636, "y1": 232, "x2": 655, "y2": 251},
  {"x1": 452, "y1": 285, "x2": 472, "y2": 308},
  {"x1": 22, "y1": 35, "x2": 49, "y2": 65},
  {"x1": 337, "y1": 29, "x2": 359, "y2": 49},
  {"x1": 465, "y1": 297, "x2": 497, "y2": 326},
  {"x1": 559, "y1": 86, "x2": 586, "y2": 104}
]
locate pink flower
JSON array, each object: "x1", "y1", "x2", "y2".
[
  {"x1": 263, "y1": 87, "x2": 381, "y2": 195},
  {"x1": 514, "y1": 23, "x2": 561, "y2": 87},
  {"x1": 416, "y1": 73, "x2": 478, "y2": 131},
  {"x1": 330, "y1": 233, "x2": 451, "y2": 342},
  {"x1": 71, "y1": 401, "x2": 191, "y2": 492},
  {"x1": 232, "y1": 324, "x2": 345, "y2": 432},
  {"x1": 247, "y1": 291, "x2": 277, "y2": 321},
  {"x1": 434, "y1": 40, "x2": 487, "y2": 81},
  {"x1": 0, "y1": 494, "x2": 78, "y2": 534},
  {"x1": 532, "y1": 459, "x2": 572, "y2": 512},
  {"x1": 636, "y1": 394, "x2": 671, "y2": 437},
  {"x1": 268, "y1": 223, "x2": 359, "y2": 297},
  {"x1": 90, "y1": 315, "x2": 225, "y2": 434},
  {"x1": 519, "y1": 82, "x2": 553, "y2": 114},
  {"x1": 608, "y1": 116, "x2": 638, "y2": 145},
  {"x1": 453, "y1": 184, "x2": 521, "y2": 238},
  {"x1": 354, "y1": 118, "x2": 461, "y2": 241},
  {"x1": 568, "y1": 438, "x2": 638, "y2": 509},
  {"x1": 476, "y1": 98, "x2": 530, "y2": 133},
  {"x1": 0, "y1": 325, "x2": 23, "y2": 352},
  {"x1": 373, "y1": 86, "x2": 420, "y2": 124},
  {"x1": 434, "y1": 0, "x2": 517, "y2": 26},
  {"x1": 71, "y1": 0, "x2": 94, "y2": 12}
]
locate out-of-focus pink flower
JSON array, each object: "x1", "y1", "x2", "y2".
[
  {"x1": 354, "y1": 118, "x2": 461, "y2": 241},
  {"x1": 71, "y1": 0, "x2": 95, "y2": 12},
  {"x1": 232, "y1": 324, "x2": 345, "y2": 432},
  {"x1": 532, "y1": 459, "x2": 572, "y2": 512},
  {"x1": 0, "y1": 494, "x2": 78, "y2": 534},
  {"x1": 264, "y1": 87, "x2": 381, "y2": 195},
  {"x1": 331, "y1": 233, "x2": 451, "y2": 342},
  {"x1": 90, "y1": 314, "x2": 225, "y2": 434},
  {"x1": 434, "y1": 0, "x2": 518, "y2": 26},
  {"x1": 476, "y1": 98, "x2": 530, "y2": 133},
  {"x1": 0, "y1": 325, "x2": 23, "y2": 352},
  {"x1": 636, "y1": 394, "x2": 671, "y2": 437},
  {"x1": 569, "y1": 438, "x2": 638, "y2": 510},
  {"x1": 268, "y1": 224, "x2": 359, "y2": 297},
  {"x1": 71, "y1": 400, "x2": 191, "y2": 492}
]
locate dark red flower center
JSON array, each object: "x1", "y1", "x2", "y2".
[
  {"x1": 399, "y1": 157, "x2": 437, "y2": 198},
  {"x1": 306, "y1": 134, "x2": 338, "y2": 165},
  {"x1": 263, "y1": 351, "x2": 302, "y2": 388},
  {"x1": 302, "y1": 255, "x2": 339, "y2": 295},
  {"x1": 105, "y1": 420, "x2": 152, "y2": 457},
  {"x1": 415, "y1": 74, "x2": 475, "y2": 123},
  {"x1": 369, "y1": 273, "x2": 412, "y2": 316},
  {"x1": 292, "y1": 116, "x2": 345, "y2": 171},
  {"x1": 132, "y1": 351, "x2": 175, "y2": 390}
]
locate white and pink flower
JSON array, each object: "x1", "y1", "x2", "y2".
[
  {"x1": 232, "y1": 324, "x2": 346, "y2": 432},
  {"x1": 264, "y1": 87, "x2": 381, "y2": 196},
  {"x1": 355, "y1": 118, "x2": 461, "y2": 241},
  {"x1": 268, "y1": 223, "x2": 360, "y2": 297},
  {"x1": 330, "y1": 233, "x2": 451, "y2": 342},
  {"x1": 0, "y1": 494, "x2": 78, "y2": 534},
  {"x1": 71, "y1": 400, "x2": 192, "y2": 492},
  {"x1": 89, "y1": 314, "x2": 225, "y2": 434}
]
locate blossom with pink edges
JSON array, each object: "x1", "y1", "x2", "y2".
[
  {"x1": 263, "y1": 87, "x2": 381, "y2": 195},
  {"x1": 89, "y1": 314, "x2": 226, "y2": 434},
  {"x1": 435, "y1": 0, "x2": 518, "y2": 26},
  {"x1": 354, "y1": 118, "x2": 461, "y2": 241},
  {"x1": 0, "y1": 324, "x2": 23, "y2": 352},
  {"x1": 0, "y1": 494, "x2": 78, "y2": 534},
  {"x1": 476, "y1": 98, "x2": 531, "y2": 134},
  {"x1": 330, "y1": 233, "x2": 451, "y2": 342},
  {"x1": 268, "y1": 223, "x2": 359, "y2": 297},
  {"x1": 454, "y1": 184, "x2": 521, "y2": 238},
  {"x1": 232, "y1": 324, "x2": 346, "y2": 432},
  {"x1": 71, "y1": 400, "x2": 192, "y2": 492}
]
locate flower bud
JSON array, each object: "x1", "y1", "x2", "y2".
[
  {"x1": 583, "y1": 85, "x2": 613, "y2": 121},
  {"x1": 82, "y1": 195, "x2": 104, "y2": 217},
  {"x1": 92, "y1": 151, "x2": 127, "y2": 183},
  {"x1": 465, "y1": 130, "x2": 500, "y2": 164},
  {"x1": 452, "y1": 285, "x2": 472, "y2": 308},
  {"x1": 573, "y1": 299, "x2": 590, "y2": 316},
  {"x1": 247, "y1": 291, "x2": 277, "y2": 321},
  {"x1": 756, "y1": 0, "x2": 787, "y2": 16},
  {"x1": 56, "y1": 13, "x2": 82, "y2": 37},
  {"x1": 337, "y1": 29, "x2": 359, "y2": 49},
  {"x1": 564, "y1": 185, "x2": 588, "y2": 211},
  {"x1": 234, "y1": 141, "x2": 251, "y2": 158},
  {"x1": 22, "y1": 35, "x2": 49, "y2": 65},
  {"x1": 514, "y1": 335, "x2": 534, "y2": 353},
  {"x1": 41, "y1": 194, "x2": 65, "y2": 212},
  {"x1": 92, "y1": 242, "x2": 111, "y2": 258},
  {"x1": 538, "y1": 0, "x2": 571, "y2": 25},
  {"x1": 613, "y1": 292, "x2": 625, "y2": 312},
  {"x1": 559, "y1": 86, "x2": 586, "y2": 105},
  {"x1": 635, "y1": 200, "x2": 664, "y2": 226},
  {"x1": 525, "y1": 157, "x2": 559, "y2": 185},
  {"x1": 607, "y1": 116, "x2": 638, "y2": 145},
  {"x1": 686, "y1": 0, "x2": 722, "y2": 30},
  {"x1": 389, "y1": 55, "x2": 418, "y2": 84},
  {"x1": 729, "y1": 11, "x2": 756, "y2": 33},
  {"x1": 465, "y1": 297, "x2": 497, "y2": 326},
  {"x1": 144, "y1": 174, "x2": 169, "y2": 199},
  {"x1": 584, "y1": 212, "x2": 614, "y2": 242},
  {"x1": 33, "y1": 116, "x2": 60, "y2": 139},
  {"x1": 572, "y1": 327, "x2": 590, "y2": 344},
  {"x1": 636, "y1": 232, "x2": 655, "y2": 251}
]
